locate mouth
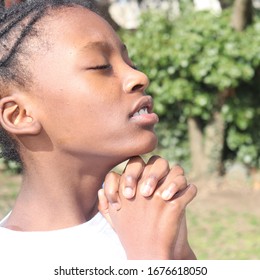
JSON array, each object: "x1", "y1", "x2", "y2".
[
  {"x1": 129, "y1": 96, "x2": 153, "y2": 118},
  {"x1": 132, "y1": 106, "x2": 149, "y2": 117},
  {"x1": 129, "y1": 96, "x2": 159, "y2": 125}
]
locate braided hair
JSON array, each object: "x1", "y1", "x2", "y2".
[{"x1": 0, "y1": 0, "x2": 97, "y2": 165}]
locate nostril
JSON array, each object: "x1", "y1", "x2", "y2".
[{"x1": 131, "y1": 84, "x2": 143, "y2": 92}]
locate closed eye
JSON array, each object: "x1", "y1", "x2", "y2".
[{"x1": 87, "y1": 64, "x2": 111, "y2": 70}]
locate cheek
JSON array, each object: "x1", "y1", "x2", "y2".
[
  {"x1": 75, "y1": 84, "x2": 126, "y2": 128},
  {"x1": 33, "y1": 71, "x2": 129, "y2": 144},
  {"x1": 61, "y1": 98, "x2": 126, "y2": 142}
]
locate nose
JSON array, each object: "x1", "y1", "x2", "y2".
[{"x1": 123, "y1": 67, "x2": 149, "y2": 94}]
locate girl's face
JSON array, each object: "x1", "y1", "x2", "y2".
[{"x1": 27, "y1": 6, "x2": 158, "y2": 163}]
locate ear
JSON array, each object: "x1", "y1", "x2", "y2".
[{"x1": 0, "y1": 96, "x2": 42, "y2": 135}]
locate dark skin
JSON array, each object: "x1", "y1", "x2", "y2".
[{"x1": 0, "y1": 6, "x2": 197, "y2": 259}]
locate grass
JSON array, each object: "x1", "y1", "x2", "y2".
[
  {"x1": 0, "y1": 171, "x2": 259, "y2": 260},
  {"x1": 187, "y1": 208, "x2": 260, "y2": 259}
]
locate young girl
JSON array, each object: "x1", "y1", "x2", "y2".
[{"x1": 0, "y1": 0, "x2": 197, "y2": 261}]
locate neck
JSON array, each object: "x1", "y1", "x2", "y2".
[{"x1": 4, "y1": 153, "x2": 116, "y2": 231}]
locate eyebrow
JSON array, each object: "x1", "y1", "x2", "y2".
[{"x1": 79, "y1": 41, "x2": 127, "y2": 54}]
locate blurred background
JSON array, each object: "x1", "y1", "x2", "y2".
[{"x1": 1, "y1": 0, "x2": 260, "y2": 259}]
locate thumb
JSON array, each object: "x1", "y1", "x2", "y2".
[{"x1": 98, "y1": 189, "x2": 114, "y2": 229}]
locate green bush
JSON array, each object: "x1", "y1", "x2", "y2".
[{"x1": 121, "y1": 8, "x2": 260, "y2": 169}]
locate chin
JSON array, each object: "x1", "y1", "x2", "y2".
[
  {"x1": 132, "y1": 133, "x2": 158, "y2": 156},
  {"x1": 107, "y1": 132, "x2": 158, "y2": 167}
]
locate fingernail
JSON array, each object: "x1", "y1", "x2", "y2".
[
  {"x1": 162, "y1": 189, "x2": 171, "y2": 200},
  {"x1": 124, "y1": 176, "x2": 134, "y2": 198},
  {"x1": 124, "y1": 187, "x2": 133, "y2": 198},
  {"x1": 162, "y1": 183, "x2": 176, "y2": 200},
  {"x1": 141, "y1": 183, "x2": 151, "y2": 196}
]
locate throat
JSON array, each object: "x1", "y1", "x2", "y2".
[{"x1": 4, "y1": 180, "x2": 100, "y2": 232}]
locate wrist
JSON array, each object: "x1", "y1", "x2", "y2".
[{"x1": 171, "y1": 244, "x2": 197, "y2": 260}]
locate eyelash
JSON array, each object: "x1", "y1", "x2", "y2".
[
  {"x1": 90, "y1": 64, "x2": 111, "y2": 70},
  {"x1": 89, "y1": 63, "x2": 138, "y2": 71}
]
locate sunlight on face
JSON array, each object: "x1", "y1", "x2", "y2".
[{"x1": 26, "y1": 6, "x2": 158, "y2": 165}]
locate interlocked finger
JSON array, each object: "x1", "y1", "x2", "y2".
[
  {"x1": 139, "y1": 156, "x2": 170, "y2": 197},
  {"x1": 120, "y1": 156, "x2": 145, "y2": 199}
]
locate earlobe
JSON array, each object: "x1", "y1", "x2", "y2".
[{"x1": 0, "y1": 97, "x2": 42, "y2": 136}]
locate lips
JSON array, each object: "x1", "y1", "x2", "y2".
[
  {"x1": 129, "y1": 95, "x2": 154, "y2": 118},
  {"x1": 129, "y1": 95, "x2": 159, "y2": 125}
]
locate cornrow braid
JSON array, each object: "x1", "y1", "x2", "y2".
[
  {"x1": 0, "y1": 3, "x2": 44, "y2": 67},
  {"x1": 0, "y1": 0, "x2": 97, "y2": 167}
]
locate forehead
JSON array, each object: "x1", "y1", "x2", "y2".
[
  {"x1": 26, "y1": 6, "x2": 124, "y2": 95},
  {"x1": 38, "y1": 6, "x2": 121, "y2": 51}
]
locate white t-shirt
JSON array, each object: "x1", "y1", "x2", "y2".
[{"x1": 0, "y1": 212, "x2": 127, "y2": 279}]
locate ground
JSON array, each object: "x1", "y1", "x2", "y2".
[
  {"x1": 0, "y1": 171, "x2": 260, "y2": 259},
  {"x1": 190, "y1": 174, "x2": 260, "y2": 216},
  {"x1": 187, "y1": 175, "x2": 260, "y2": 259}
]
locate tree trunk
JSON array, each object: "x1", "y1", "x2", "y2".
[
  {"x1": 231, "y1": 0, "x2": 253, "y2": 31},
  {"x1": 188, "y1": 112, "x2": 225, "y2": 177},
  {"x1": 204, "y1": 111, "x2": 225, "y2": 176},
  {"x1": 188, "y1": 117, "x2": 205, "y2": 177}
]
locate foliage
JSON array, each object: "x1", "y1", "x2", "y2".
[
  {"x1": 179, "y1": 0, "x2": 194, "y2": 14},
  {"x1": 0, "y1": 158, "x2": 22, "y2": 173},
  {"x1": 121, "y1": 8, "x2": 260, "y2": 168}
]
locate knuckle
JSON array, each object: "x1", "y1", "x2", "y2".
[
  {"x1": 172, "y1": 164, "x2": 184, "y2": 175},
  {"x1": 154, "y1": 190, "x2": 165, "y2": 202},
  {"x1": 148, "y1": 173, "x2": 158, "y2": 182},
  {"x1": 169, "y1": 200, "x2": 184, "y2": 213},
  {"x1": 150, "y1": 155, "x2": 161, "y2": 161},
  {"x1": 157, "y1": 157, "x2": 169, "y2": 167},
  {"x1": 189, "y1": 184, "x2": 198, "y2": 198},
  {"x1": 104, "y1": 184, "x2": 118, "y2": 196},
  {"x1": 131, "y1": 155, "x2": 142, "y2": 161},
  {"x1": 124, "y1": 174, "x2": 138, "y2": 188},
  {"x1": 106, "y1": 188, "x2": 116, "y2": 197},
  {"x1": 178, "y1": 175, "x2": 187, "y2": 186},
  {"x1": 147, "y1": 155, "x2": 161, "y2": 164},
  {"x1": 97, "y1": 188, "x2": 104, "y2": 196},
  {"x1": 125, "y1": 174, "x2": 138, "y2": 182},
  {"x1": 105, "y1": 171, "x2": 118, "y2": 181},
  {"x1": 129, "y1": 155, "x2": 145, "y2": 166},
  {"x1": 151, "y1": 158, "x2": 169, "y2": 173}
]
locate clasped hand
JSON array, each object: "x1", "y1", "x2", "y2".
[{"x1": 98, "y1": 155, "x2": 197, "y2": 260}]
